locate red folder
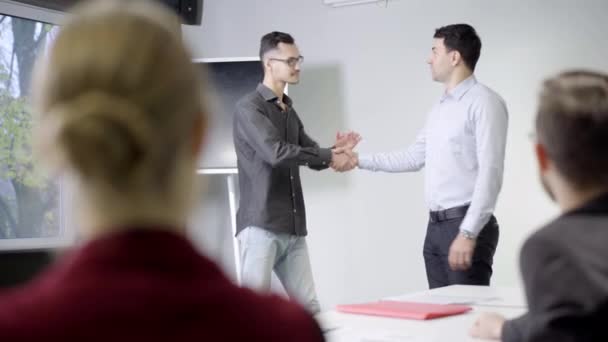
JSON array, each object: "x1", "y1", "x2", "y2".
[{"x1": 336, "y1": 301, "x2": 472, "y2": 320}]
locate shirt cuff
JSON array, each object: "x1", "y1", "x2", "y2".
[
  {"x1": 459, "y1": 211, "x2": 490, "y2": 237},
  {"x1": 357, "y1": 154, "x2": 374, "y2": 170},
  {"x1": 460, "y1": 226, "x2": 480, "y2": 238},
  {"x1": 318, "y1": 148, "x2": 333, "y2": 166},
  {"x1": 501, "y1": 317, "x2": 525, "y2": 342}
]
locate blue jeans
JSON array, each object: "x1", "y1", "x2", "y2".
[{"x1": 237, "y1": 226, "x2": 320, "y2": 314}]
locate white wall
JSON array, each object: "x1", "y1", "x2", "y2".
[{"x1": 183, "y1": 0, "x2": 608, "y2": 309}]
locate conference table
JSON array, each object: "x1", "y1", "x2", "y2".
[{"x1": 317, "y1": 285, "x2": 527, "y2": 342}]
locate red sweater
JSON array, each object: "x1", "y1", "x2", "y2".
[{"x1": 0, "y1": 229, "x2": 324, "y2": 341}]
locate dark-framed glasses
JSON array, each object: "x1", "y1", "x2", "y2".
[{"x1": 269, "y1": 55, "x2": 304, "y2": 68}]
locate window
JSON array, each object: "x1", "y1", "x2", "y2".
[{"x1": 0, "y1": 13, "x2": 68, "y2": 248}]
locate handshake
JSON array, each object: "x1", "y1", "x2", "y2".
[{"x1": 330, "y1": 131, "x2": 361, "y2": 172}]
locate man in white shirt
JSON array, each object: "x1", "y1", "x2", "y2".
[{"x1": 343, "y1": 24, "x2": 508, "y2": 288}]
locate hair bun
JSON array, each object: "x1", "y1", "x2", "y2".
[{"x1": 50, "y1": 91, "x2": 153, "y2": 184}]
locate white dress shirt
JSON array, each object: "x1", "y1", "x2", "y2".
[{"x1": 358, "y1": 76, "x2": 508, "y2": 236}]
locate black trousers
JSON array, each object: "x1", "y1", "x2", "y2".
[{"x1": 423, "y1": 211, "x2": 499, "y2": 289}]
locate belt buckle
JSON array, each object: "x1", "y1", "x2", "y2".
[{"x1": 437, "y1": 210, "x2": 447, "y2": 222}]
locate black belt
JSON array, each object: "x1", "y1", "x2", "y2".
[{"x1": 429, "y1": 205, "x2": 469, "y2": 223}]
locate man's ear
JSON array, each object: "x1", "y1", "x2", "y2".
[
  {"x1": 263, "y1": 57, "x2": 272, "y2": 74},
  {"x1": 451, "y1": 50, "x2": 461, "y2": 67},
  {"x1": 535, "y1": 142, "x2": 551, "y2": 172}
]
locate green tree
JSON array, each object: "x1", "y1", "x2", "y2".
[{"x1": 0, "y1": 15, "x2": 59, "y2": 239}]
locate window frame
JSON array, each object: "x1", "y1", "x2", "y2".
[
  {"x1": 0, "y1": 2, "x2": 73, "y2": 251},
  {"x1": 0, "y1": 0, "x2": 64, "y2": 25}
]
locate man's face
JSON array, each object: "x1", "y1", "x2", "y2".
[
  {"x1": 265, "y1": 42, "x2": 302, "y2": 84},
  {"x1": 539, "y1": 172, "x2": 557, "y2": 202},
  {"x1": 427, "y1": 38, "x2": 455, "y2": 83}
]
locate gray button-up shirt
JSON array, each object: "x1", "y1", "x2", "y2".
[{"x1": 233, "y1": 83, "x2": 332, "y2": 236}]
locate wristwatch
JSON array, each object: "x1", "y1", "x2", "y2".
[{"x1": 460, "y1": 230, "x2": 477, "y2": 240}]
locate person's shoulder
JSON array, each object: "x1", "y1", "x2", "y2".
[
  {"x1": 236, "y1": 89, "x2": 265, "y2": 110},
  {"x1": 531, "y1": 213, "x2": 608, "y2": 257},
  {"x1": 0, "y1": 282, "x2": 62, "y2": 339},
  {"x1": 471, "y1": 81, "x2": 506, "y2": 107},
  {"x1": 520, "y1": 216, "x2": 572, "y2": 263}
]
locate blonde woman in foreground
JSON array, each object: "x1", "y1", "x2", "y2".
[{"x1": 0, "y1": 1, "x2": 324, "y2": 341}]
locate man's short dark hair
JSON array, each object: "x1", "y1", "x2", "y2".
[
  {"x1": 434, "y1": 24, "x2": 481, "y2": 71},
  {"x1": 536, "y1": 70, "x2": 608, "y2": 189},
  {"x1": 259, "y1": 31, "x2": 295, "y2": 62}
]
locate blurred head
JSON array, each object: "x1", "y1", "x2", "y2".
[
  {"x1": 534, "y1": 70, "x2": 608, "y2": 202},
  {"x1": 259, "y1": 31, "x2": 303, "y2": 85},
  {"x1": 32, "y1": 0, "x2": 208, "y2": 235},
  {"x1": 427, "y1": 24, "x2": 481, "y2": 83}
]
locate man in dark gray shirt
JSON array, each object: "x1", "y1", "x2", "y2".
[
  {"x1": 233, "y1": 31, "x2": 358, "y2": 314},
  {"x1": 470, "y1": 70, "x2": 608, "y2": 341}
]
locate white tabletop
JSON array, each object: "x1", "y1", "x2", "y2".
[
  {"x1": 317, "y1": 285, "x2": 527, "y2": 342},
  {"x1": 385, "y1": 285, "x2": 527, "y2": 308}
]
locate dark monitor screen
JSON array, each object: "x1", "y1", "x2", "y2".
[{"x1": 196, "y1": 59, "x2": 263, "y2": 170}]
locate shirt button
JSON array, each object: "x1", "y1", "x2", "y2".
[
  {"x1": 290, "y1": 176, "x2": 294, "y2": 180},
  {"x1": 293, "y1": 209, "x2": 297, "y2": 213}
]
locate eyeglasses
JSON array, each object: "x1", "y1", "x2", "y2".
[{"x1": 269, "y1": 56, "x2": 304, "y2": 68}]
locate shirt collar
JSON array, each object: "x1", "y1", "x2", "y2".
[
  {"x1": 564, "y1": 192, "x2": 608, "y2": 217},
  {"x1": 440, "y1": 75, "x2": 477, "y2": 103},
  {"x1": 256, "y1": 83, "x2": 292, "y2": 106}
]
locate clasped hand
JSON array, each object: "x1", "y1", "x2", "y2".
[{"x1": 330, "y1": 131, "x2": 360, "y2": 172}]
